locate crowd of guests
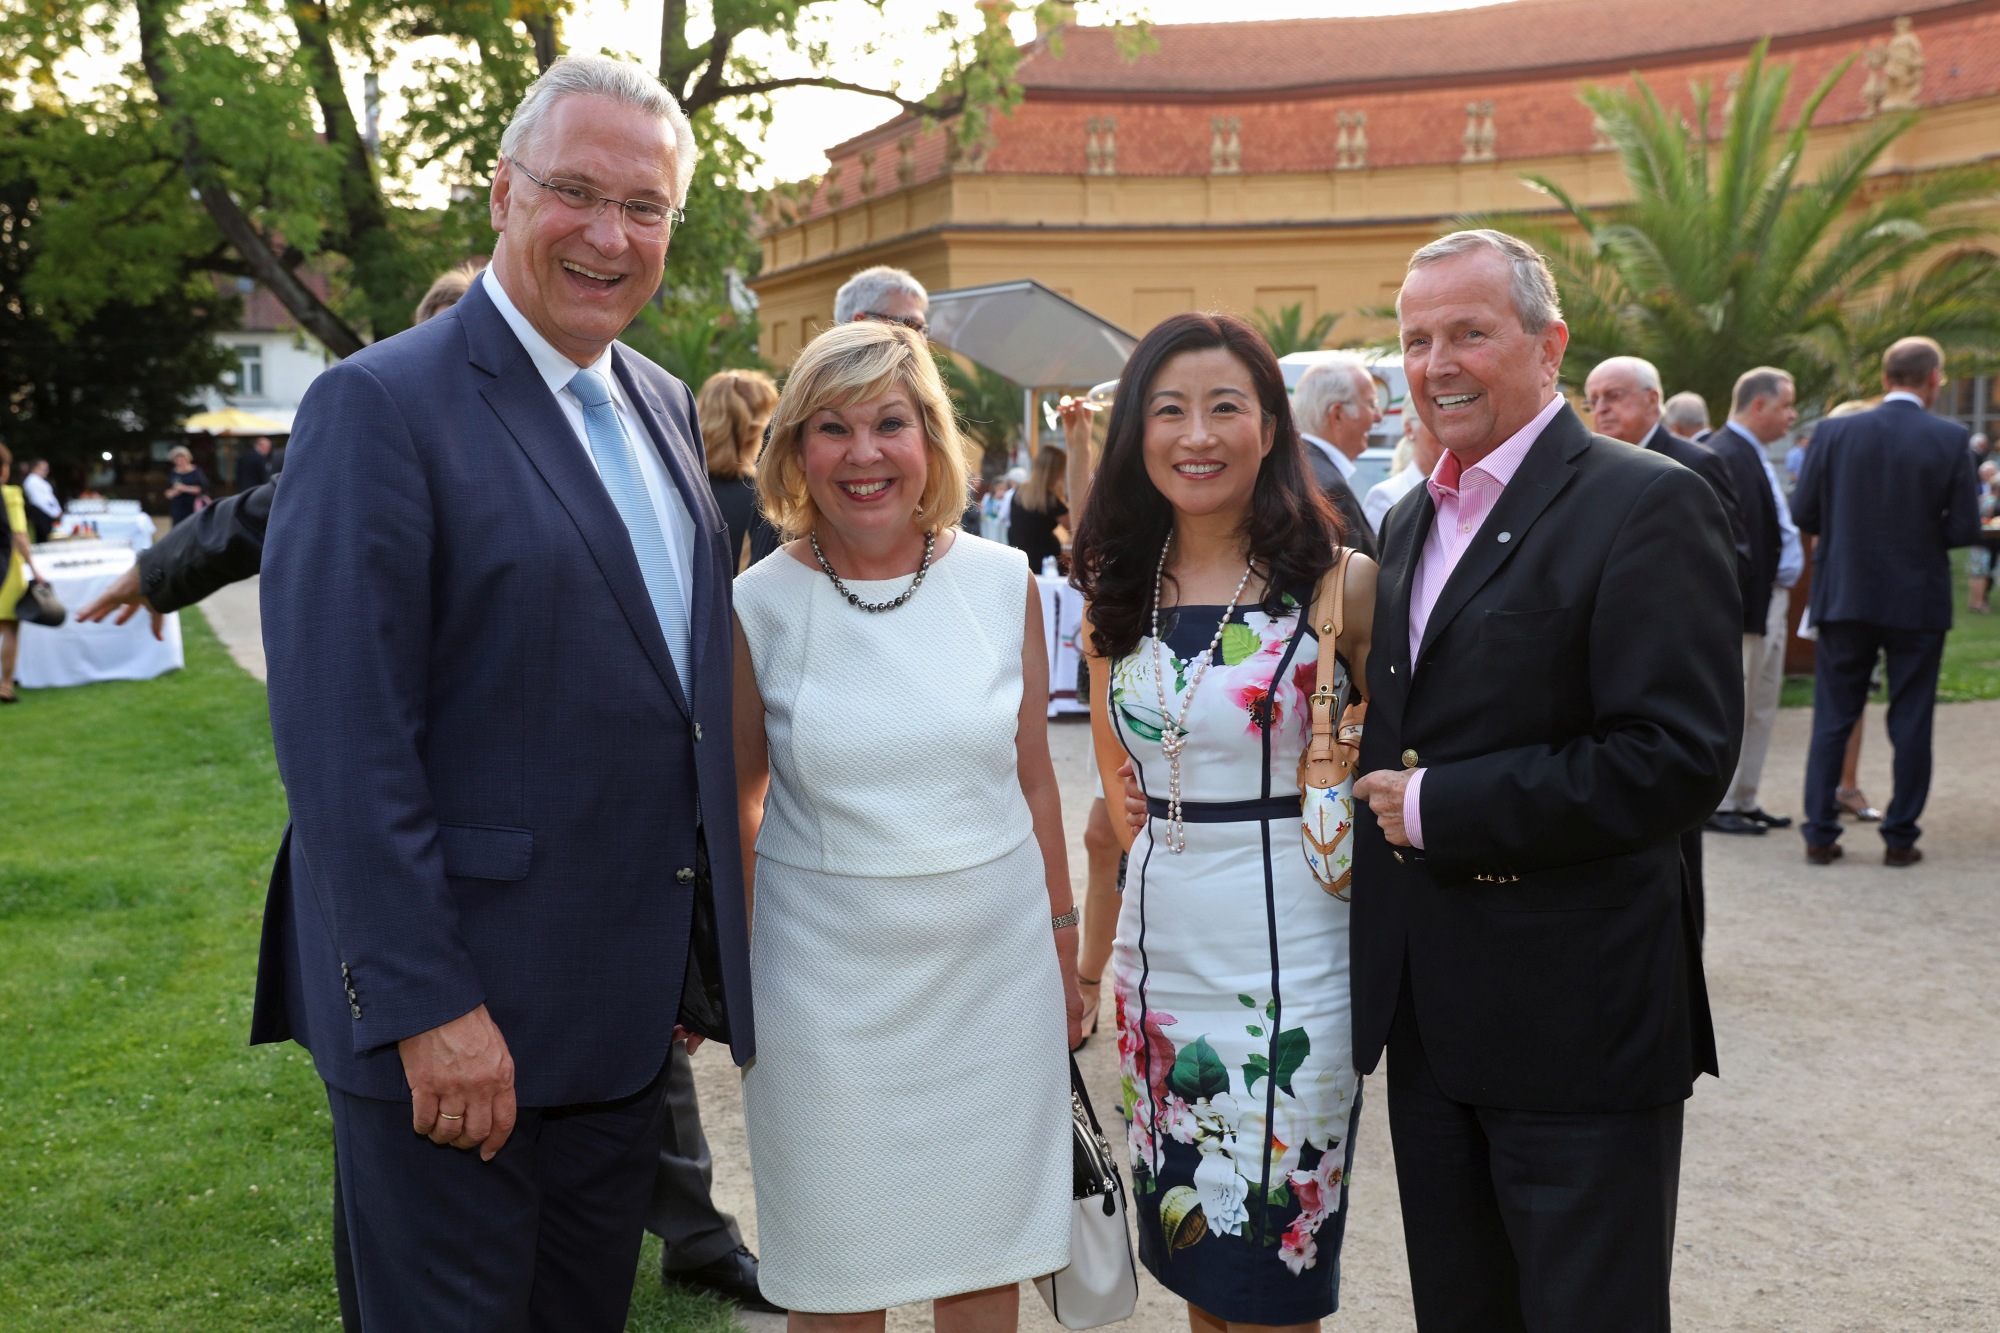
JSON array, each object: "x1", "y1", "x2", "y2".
[{"x1": 52, "y1": 51, "x2": 1990, "y2": 1333}]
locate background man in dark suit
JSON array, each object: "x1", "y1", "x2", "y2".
[
  {"x1": 255, "y1": 56, "x2": 753, "y2": 1332},
  {"x1": 1793, "y1": 336, "x2": 1981, "y2": 867},
  {"x1": 1294, "y1": 355, "x2": 1382, "y2": 557},
  {"x1": 1662, "y1": 390, "x2": 1712, "y2": 442},
  {"x1": 1352, "y1": 229, "x2": 1741, "y2": 1331},
  {"x1": 1583, "y1": 353, "x2": 1751, "y2": 940},
  {"x1": 1704, "y1": 367, "x2": 1801, "y2": 836},
  {"x1": 235, "y1": 435, "x2": 273, "y2": 491}
]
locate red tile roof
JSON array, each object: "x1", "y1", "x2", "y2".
[{"x1": 1018, "y1": 0, "x2": 1982, "y2": 96}]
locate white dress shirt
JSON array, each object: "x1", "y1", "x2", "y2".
[
  {"x1": 1301, "y1": 432, "x2": 1357, "y2": 481},
  {"x1": 22, "y1": 470, "x2": 61, "y2": 520},
  {"x1": 1363, "y1": 463, "x2": 1425, "y2": 532},
  {"x1": 1882, "y1": 389, "x2": 1926, "y2": 408},
  {"x1": 481, "y1": 268, "x2": 696, "y2": 612}
]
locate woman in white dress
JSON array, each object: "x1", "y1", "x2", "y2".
[
  {"x1": 732, "y1": 320, "x2": 1085, "y2": 1330},
  {"x1": 1072, "y1": 313, "x2": 1376, "y2": 1331}
]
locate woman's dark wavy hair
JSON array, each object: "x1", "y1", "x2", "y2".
[{"x1": 1072, "y1": 312, "x2": 1344, "y2": 661}]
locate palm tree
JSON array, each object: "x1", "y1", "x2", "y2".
[
  {"x1": 1487, "y1": 40, "x2": 2000, "y2": 420},
  {"x1": 938, "y1": 356, "x2": 1024, "y2": 474},
  {"x1": 1251, "y1": 303, "x2": 1342, "y2": 357}
]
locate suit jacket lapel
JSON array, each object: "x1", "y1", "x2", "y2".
[
  {"x1": 612, "y1": 347, "x2": 714, "y2": 714},
  {"x1": 1415, "y1": 405, "x2": 1585, "y2": 665},
  {"x1": 458, "y1": 284, "x2": 690, "y2": 715}
]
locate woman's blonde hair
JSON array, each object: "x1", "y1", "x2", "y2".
[
  {"x1": 758, "y1": 321, "x2": 971, "y2": 541},
  {"x1": 169, "y1": 446, "x2": 193, "y2": 464},
  {"x1": 696, "y1": 369, "x2": 778, "y2": 479},
  {"x1": 1015, "y1": 441, "x2": 1066, "y2": 513}
]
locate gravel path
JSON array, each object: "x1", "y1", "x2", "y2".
[{"x1": 199, "y1": 606, "x2": 1999, "y2": 1328}]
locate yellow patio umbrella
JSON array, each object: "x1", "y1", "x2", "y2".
[{"x1": 182, "y1": 406, "x2": 287, "y2": 435}]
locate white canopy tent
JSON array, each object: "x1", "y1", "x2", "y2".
[{"x1": 922, "y1": 280, "x2": 1136, "y2": 457}]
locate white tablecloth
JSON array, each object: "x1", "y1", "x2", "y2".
[
  {"x1": 1037, "y1": 574, "x2": 1087, "y2": 717},
  {"x1": 16, "y1": 547, "x2": 183, "y2": 689},
  {"x1": 52, "y1": 510, "x2": 156, "y2": 550}
]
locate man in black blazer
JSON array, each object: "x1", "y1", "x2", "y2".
[
  {"x1": 1353, "y1": 230, "x2": 1741, "y2": 1331},
  {"x1": 1793, "y1": 337, "x2": 1981, "y2": 866},
  {"x1": 1703, "y1": 368, "x2": 1802, "y2": 836},
  {"x1": 1583, "y1": 353, "x2": 1752, "y2": 939},
  {"x1": 1294, "y1": 355, "x2": 1381, "y2": 558}
]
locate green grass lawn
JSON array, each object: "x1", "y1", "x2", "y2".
[
  {"x1": 0, "y1": 613, "x2": 732, "y2": 1333},
  {"x1": 1779, "y1": 548, "x2": 2000, "y2": 707}
]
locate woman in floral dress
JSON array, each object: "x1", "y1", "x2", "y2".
[{"x1": 1072, "y1": 313, "x2": 1377, "y2": 1330}]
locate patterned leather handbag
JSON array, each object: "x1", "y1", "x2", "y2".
[
  {"x1": 1033, "y1": 1056, "x2": 1138, "y2": 1329},
  {"x1": 1297, "y1": 549, "x2": 1366, "y2": 898}
]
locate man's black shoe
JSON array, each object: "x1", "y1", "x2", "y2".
[
  {"x1": 1705, "y1": 811, "x2": 1767, "y2": 835},
  {"x1": 664, "y1": 1246, "x2": 786, "y2": 1314},
  {"x1": 1742, "y1": 807, "x2": 1794, "y2": 829},
  {"x1": 1805, "y1": 843, "x2": 1843, "y2": 866}
]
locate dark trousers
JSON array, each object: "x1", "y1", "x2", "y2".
[
  {"x1": 326, "y1": 1063, "x2": 668, "y2": 1333},
  {"x1": 1386, "y1": 980, "x2": 1684, "y2": 1333},
  {"x1": 331, "y1": 1044, "x2": 738, "y2": 1328},
  {"x1": 647, "y1": 1039, "x2": 744, "y2": 1271},
  {"x1": 1802, "y1": 620, "x2": 1946, "y2": 850},
  {"x1": 27, "y1": 506, "x2": 55, "y2": 544}
]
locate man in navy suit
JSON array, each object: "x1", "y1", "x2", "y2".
[
  {"x1": 254, "y1": 56, "x2": 752, "y2": 1331},
  {"x1": 1704, "y1": 368, "x2": 1802, "y2": 836},
  {"x1": 1793, "y1": 337, "x2": 1982, "y2": 867}
]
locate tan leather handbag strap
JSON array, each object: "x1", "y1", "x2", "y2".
[{"x1": 1300, "y1": 548, "x2": 1355, "y2": 788}]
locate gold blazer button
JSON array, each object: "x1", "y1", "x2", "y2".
[{"x1": 1401, "y1": 749, "x2": 1420, "y2": 769}]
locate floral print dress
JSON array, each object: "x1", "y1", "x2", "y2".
[{"x1": 1109, "y1": 595, "x2": 1361, "y2": 1323}]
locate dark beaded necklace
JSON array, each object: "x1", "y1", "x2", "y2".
[{"x1": 809, "y1": 529, "x2": 936, "y2": 612}]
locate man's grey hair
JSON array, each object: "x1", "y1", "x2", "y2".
[
  {"x1": 834, "y1": 266, "x2": 929, "y2": 325},
  {"x1": 1732, "y1": 366, "x2": 1795, "y2": 413},
  {"x1": 1589, "y1": 355, "x2": 1662, "y2": 395},
  {"x1": 1293, "y1": 356, "x2": 1371, "y2": 435},
  {"x1": 499, "y1": 55, "x2": 697, "y2": 208},
  {"x1": 1401, "y1": 228, "x2": 1562, "y2": 334},
  {"x1": 1662, "y1": 391, "x2": 1710, "y2": 434}
]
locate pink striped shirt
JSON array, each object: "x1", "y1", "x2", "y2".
[{"x1": 1402, "y1": 394, "x2": 1564, "y2": 849}]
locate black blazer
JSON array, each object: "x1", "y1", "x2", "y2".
[
  {"x1": 1644, "y1": 423, "x2": 1751, "y2": 592},
  {"x1": 1705, "y1": 422, "x2": 1783, "y2": 632},
  {"x1": 137, "y1": 476, "x2": 276, "y2": 613},
  {"x1": 1792, "y1": 399, "x2": 1981, "y2": 631},
  {"x1": 1304, "y1": 440, "x2": 1380, "y2": 560},
  {"x1": 1355, "y1": 405, "x2": 1740, "y2": 1112}
]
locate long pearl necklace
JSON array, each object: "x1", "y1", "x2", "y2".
[
  {"x1": 810, "y1": 529, "x2": 935, "y2": 612},
  {"x1": 1150, "y1": 537, "x2": 1256, "y2": 853}
]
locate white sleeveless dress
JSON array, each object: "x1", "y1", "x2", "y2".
[
  {"x1": 734, "y1": 534, "x2": 1071, "y2": 1313},
  {"x1": 1108, "y1": 593, "x2": 1361, "y2": 1322}
]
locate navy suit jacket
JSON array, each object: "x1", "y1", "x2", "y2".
[
  {"x1": 1791, "y1": 398, "x2": 1980, "y2": 632},
  {"x1": 1705, "y1": 422, "x2": 1783, "y2": 633},
  {"x1": 251, "y1": 279, "x2": 754, "y2": 1106}
]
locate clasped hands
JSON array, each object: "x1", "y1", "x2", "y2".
[
  {"x1": 1119, "y1": 760, "x2": 1416, "y2": 847},
  {"x1": 400, "y1": 1004, "x2": 701, "y2": 1160}
]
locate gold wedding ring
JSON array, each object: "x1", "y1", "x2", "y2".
[{"x1": 437, "y1": 1112, "x2": 464, "y2": 1121}]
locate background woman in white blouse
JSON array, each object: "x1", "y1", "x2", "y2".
[{"x1": 730, "y1": 320, "x2": 1084, "y2": 1329}]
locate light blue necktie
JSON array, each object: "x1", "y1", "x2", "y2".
[{"x1": 567, "y1": 368, "x2": 691, "y2": 698}]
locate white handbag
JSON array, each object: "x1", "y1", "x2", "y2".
[
  {"x1": 1034, "y1": 1058, "x2": 1138, "y2": 1329},
  {"x1": 1298, "y1": 549, "x2": 1367, "y2": 899}
]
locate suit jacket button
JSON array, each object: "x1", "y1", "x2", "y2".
[
  {"x1": 1392, "y1": 850, "x2": 1405, "y2": 864},
  {"x1": 693, "y1": 723, "x2": 703, "y2": 742},
  {"x1": 676, "y1": 866, "x2": 695, "y2": 883},
  {"x1": 350, "y1": 1004, "x2": 363, "y2": 1019},
  {"x1": 1401, "y1": 749, "x2": 1420, "y2": 769}
]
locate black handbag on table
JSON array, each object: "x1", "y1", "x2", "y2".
[{"x1": 16, "y1": 579, "x2": 66, "y2": 628}]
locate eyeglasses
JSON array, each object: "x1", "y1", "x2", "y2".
[
  {"x1": 509, "y1": 160, "x2": 685, "y2": 231},
  {"x1": 857, "y1": 310, "x2": 928, "y2": 335},
  {"x1": 1583, "y1": 386, "x2": 1642, "y2": 414}
]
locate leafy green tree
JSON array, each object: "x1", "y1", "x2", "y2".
[
  {"x1": 938, "y1": 356, "x2": 1024, "y2": 473},
  {"x1": 621, "y1": 304, "x2": 763, "y2": 389},
  {"x1": 1490, "y1": 40, "x2": 2000, "y2": 420},
  {"x1": 0, "y1": 105, "x2": 238, "y2": 480},
  {"x1": 1251, "y1": 302, "x2": 1340, "y2": 357}
]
